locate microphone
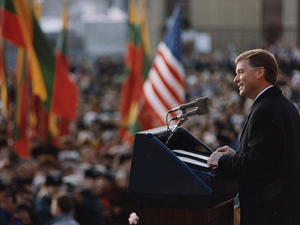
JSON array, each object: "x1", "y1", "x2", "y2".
[
  {"x1": 171, "y1": 106, "x2": 209, "y2": 120},
  {"x1": 169, "y1": 97, "x2": 210, "y2": 113}
]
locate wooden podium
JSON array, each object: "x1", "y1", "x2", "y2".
[
  {"x1": 128, "y1": 126, "x2": 238, "y2": 224},
  {"x1": 137, "y1": 200, "x2": 234, "y2": 225}
]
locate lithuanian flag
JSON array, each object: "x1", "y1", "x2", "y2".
[
  {"x1": 1, "y1": 0, "x2": 25, "y2": 48},
  {"x1": 131, "y1": 0, "x2": 153, "y2": 134},
  {"x1": 1, "y1": 0, "x2": 55, "y2": 112},
  {"x1": 119, "y1": 0, "x2": 148, "y2": 142},
  {"x1": 52, "y1": 0, "x2": 79, "y2": 120},
  {"x1": 0, "y1": 32, "x2": 8, "y2": 115},
  {"x1": 13, "y1": 49, "x2": 30, "y2": 158},
  {"x1": 140, "y1": 0, "x2": 151, "y2": 81}
]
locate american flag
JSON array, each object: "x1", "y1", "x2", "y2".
[{"x1": 142, "y1": 4, "x2": 185, "y2": 124}]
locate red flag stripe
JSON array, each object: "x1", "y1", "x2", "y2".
[
  {"x1": 145, "y1": 76, "x2": 181, "y2": 120},
  {"x1": 143, "y1": 79, "x2": 180, "y2": 122},
  {"x1": 1, "y1": 7, "x2": 26, "y2": 48},
  {"x1": 141, "y1": 90, "x2": 166, "y2": 125},
  {"x1": 155, "y1": 50, "x2": 185, "y2": 91},
  {"x1": 13, "y1": 50, "x2": 30, "y2": 158},
  {"x1": 148, "y1": 76, "x2": 173, "y2": 115},
  {"x1": 156, "y1": 53, "x2": 184, "y2": 91},
  {"x1": 152, "y1": 62, "x2": 183, "y2": 105},
  {"x1": 154, "y1": 47, "x2": 184, "y2": 92},
  {"x1": 52, "y1": 52, "x2": 79, "y2": 120},
  {"x1": 148, "y1": 56, "x2": 184, "y2": 106},
  {"x1": 157, "y1": 43, "x2": 184, "y2": 86},
  {"x1": 142, "y1": 94, "x2": 166, "y2": 125}
]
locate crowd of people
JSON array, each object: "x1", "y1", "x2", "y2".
[{"x1": 0, "y1": 42, "x2": 300, "y2": 225}]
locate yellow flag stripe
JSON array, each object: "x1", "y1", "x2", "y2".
[
  {"x1": 140, "y1": 0, "x2": 150, "y2": 55},
  {"x1": 12, "y1": 0, "x2": 47, "y2": 101}
]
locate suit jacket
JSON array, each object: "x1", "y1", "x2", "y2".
[
  {"x1": 74, "y1": 189, "x2": 103, "y2": 225},
  {"x1": 219, "y1": 86, "x2": 300, "y2": 223}
]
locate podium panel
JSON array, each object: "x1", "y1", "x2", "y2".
[
  {"x1": 128, "y1": 126, "x2": 238, "y2": 210},
  {"x1": 138, "y1": 200, "x2": 234, "y2": 225}
]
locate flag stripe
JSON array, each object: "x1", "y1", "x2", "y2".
[
  {"x1": 119, "y1": 0, "x2": 144, "y2": 133},
  {"x1": 120, "y1": 44, "x2": 144, "y2": 125},
  {"x1": 0, "y1": 33, "x2": 8, "y2": 114},
  {"x1": 13, "y1": 49, "x2": 30, "y2": 158},
  {"x1": 4, "y1": 0, "x2": 56, "y2": 111},
  {"x1": 143, "y1": 80, "x2": 169, "y2": 122},
  {"x1": 140, "y1": 0, "x2": 151, "y2": 80},
  {"x1": 152, "y1": 56, "x2": 184, "y2": 103},
  {"x1": 142, "y1": 3, "x2": 185, "y2": 125},
  {"x1": 12, "y1": 0, "x2": 49, "y2": 103},
  {"x1": 32, "y1": 16, "x2": 55, "y2": 110},
  {"x1": 149, "y1": 78, "x2": 175, "y2": 117},
  {"x1": 151, "y1": 64, "x2": 181, "y2": 106},
  {"x1": 139, "y1": 91, "x2": 166, "y2": 126},
  {"x1": 154, "y1": 54, "x2": 184, "y2": 93},
  {"x1": 51, "y1": 0, "x2": 79, "y2": 120},
  {"x1": 1, "y1": 0, "x2": 26, "y2": 47},
  {"x1": 157, "y1": 43, "x2": 185, "y2": 86}
]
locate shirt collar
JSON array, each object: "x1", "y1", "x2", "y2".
[{"x1": 254, "y1": 85, "x2": 273, "y2": 101}]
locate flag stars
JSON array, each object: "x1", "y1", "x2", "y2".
[{"x1": 163, "y1": 4, "x2": 182, "y2": 62}]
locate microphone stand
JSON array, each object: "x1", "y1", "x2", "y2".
[{"x1": 165, "y1": 113, "x2": 188, "y2": 146}]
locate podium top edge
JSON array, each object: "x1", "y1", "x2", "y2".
[{"x1": 135, "y1": 126, "x2": 181, "y2": 136}]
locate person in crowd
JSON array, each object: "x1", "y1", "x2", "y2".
[
  {"x1": 35, "y1": 174, "x2": 63, "y2": 225},
  {"x1": 46, "y1": 192, "x2": 79, "y2": 225},
  {"x1": 14, "y1": 204, "x2": 35, "y2": 225},
  {"x1": 208, "y1": 49, "x2": 300, "y2": 224},
  {"x1": 74, "y1": 167, "x2": 104, "y2": 225},
  {"x1": 0, "y1": 188, "x2": 20, "y2": 225},
  {"x1": 109, "y1": 153, "x2": 137, "y2": 224},
  {"x1": 1, "y1": 44, "x2": 300, "y2": 225}
]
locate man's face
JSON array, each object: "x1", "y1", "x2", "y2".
[{"x1": 234, "y1": 59, "x2": 259, "y2": 100}]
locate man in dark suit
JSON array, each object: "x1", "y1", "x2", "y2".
[{"x1": 208, "y1": 49, "x2": 300, "y2": 224}]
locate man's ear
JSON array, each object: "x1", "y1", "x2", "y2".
[{"x1": 257, "y1": 67, "x2": 265, "y2": 79}]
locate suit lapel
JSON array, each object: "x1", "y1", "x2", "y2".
[
  {"x1": 240, "y1": 110, "x2": 252, "y2": 143},
  {"x1": 239, "y1": 86, "x2": 281, "y2": 143}
]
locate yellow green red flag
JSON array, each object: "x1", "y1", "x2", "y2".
[{"x1": 1, "y1": 0, "x2": 55, "y2": 112}]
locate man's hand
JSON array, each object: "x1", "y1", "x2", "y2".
[
  {"x1": 216, "y1": 145, "x2": 236, "y2": 155},
  {"x1": 207, "y1": 145, "x2": 235, "y2": 167},
  {"x1": 207, "y1": 151, "x2": 223, "y2": 167}
]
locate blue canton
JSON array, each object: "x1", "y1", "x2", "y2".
[{"x1": 163, "y1": 4, "x2": 182, "y2": 62}]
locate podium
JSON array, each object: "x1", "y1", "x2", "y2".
[{"x1": 128, "y1": 126, "x2": 238, "y2": 224}]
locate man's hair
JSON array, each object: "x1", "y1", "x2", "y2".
[
  {"x1": 55, "y1": 193, "x2": 74, "y2": 213},
  {"x1": 235, "y1": 49, "x2": 278, "y2": 85}
]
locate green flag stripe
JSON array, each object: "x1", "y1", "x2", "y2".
[
  {"x1": 128, "y1": 23, "x2": 142, "y2": 47},
  {"x1": 57, "y1": 28, "x2": 68, "y2": 54},
  {"x1": 142, "y1": 52, "x2": 151, "y2": 81},
  {"x1": 3, "y1": 0, "x2": 17, "y2": 14},
  {"x1": 32, "y1": 16, "x2": 56, "y2": 111},
  {"x1": 13, "y1": 52, "x2": 27, "y2": 141}
]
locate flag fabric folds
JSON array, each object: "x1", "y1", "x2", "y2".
[
  {"x1": 1, "y1": 0, "x2": 55, "y2": 111},
  {"x1": 13, "y1": 50, "x2": 30, "y2": 158},
  {"x1": 119, "y1": 0, "x2": 149, "y2": 142},
  {"x1": 1, "y1": 0, "x2": 26, "y2": 48},
  {"x1": 0, "y1": 32, "x2": 8, "y2": 115},
  {"x1": 134, "y1": 4, "x2": 185, "y2": 134},
  {"x1": 52, "y1": 0, "x2": 79, "y2": 120},
  {"x1": 140, "y1": 0, "x2": 151, "y2": 81},
  {"x1": 1, "y1": 0, "x2": 79, "y2": 156},
  {"x1": 51, "y1": 0, "x2": 79, "y2": 140},
  {"x1": 119, "y1": 2, "x2": 185, "y2": 142}
]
